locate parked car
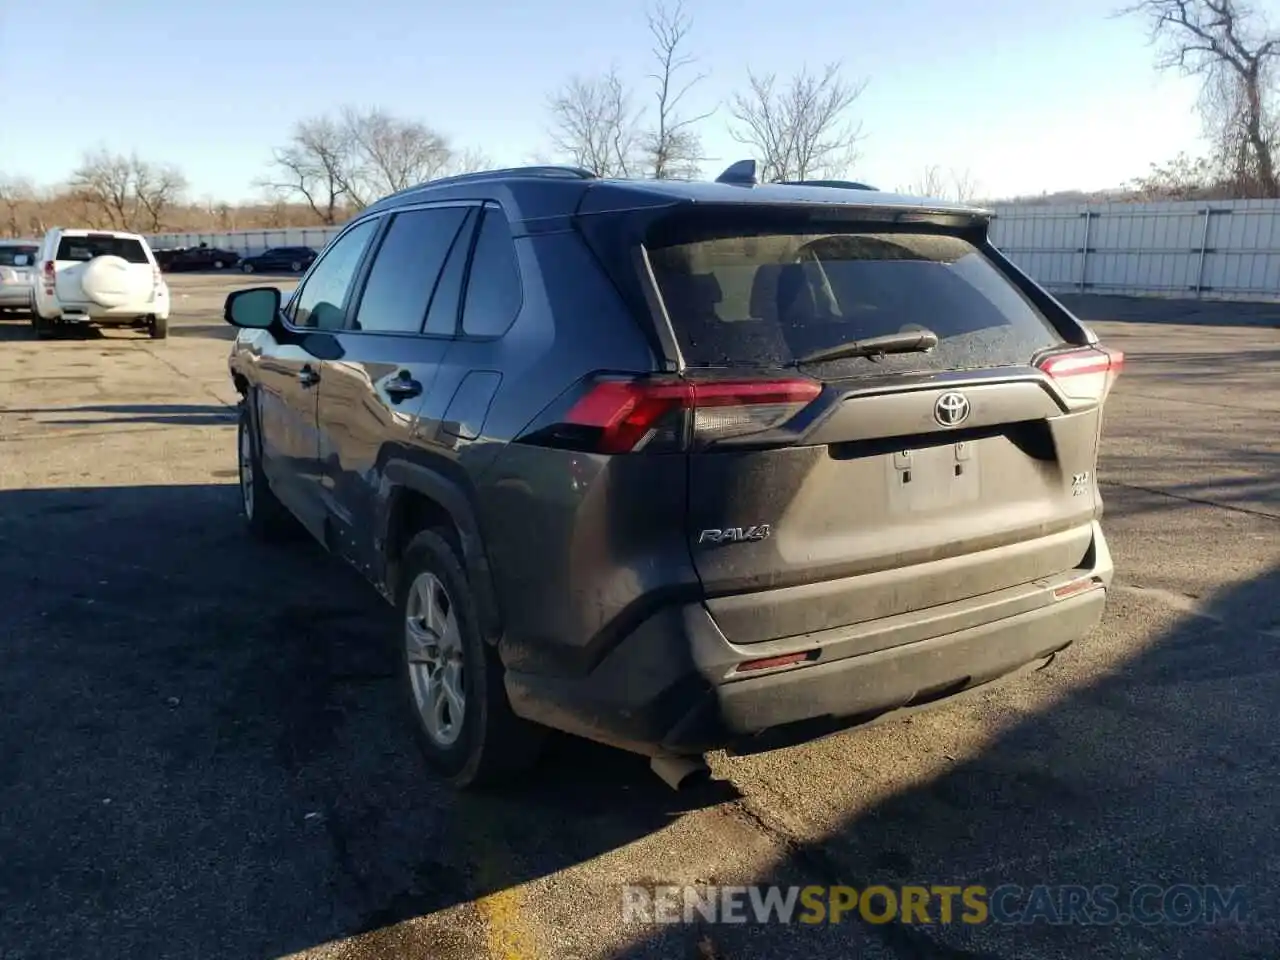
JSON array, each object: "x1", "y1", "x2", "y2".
[
  {"x1": 0, "y1": 239, "x2": 40, "y2": 315},
  {"x1": 223, "y1": 163, "x2": 1121, "y2": 790},
  {"x1": 32, "y1": 228, "x2": 170, "y2": 339},
  {"x1": 159, "y1": 243, "x2": 241, "y2": 272},
  {"x1": 238, "y1": 246, "x2": 317, "y2": 274}
]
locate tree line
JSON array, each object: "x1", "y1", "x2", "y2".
[{"x1": 1, "y1": 0, "x2": 1277, "y2": 239}]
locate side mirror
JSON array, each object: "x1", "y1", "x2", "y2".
[{"x1": 224, "y1": 287, "x2": 281, "y2": 329}]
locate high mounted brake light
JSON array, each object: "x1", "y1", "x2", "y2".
[
  {"x1": 1037, "y1": 346, "x2": 1124, "y2": 404},
  {"x1": 529, "y1": 376, "x2": 823, "y2": 453}
]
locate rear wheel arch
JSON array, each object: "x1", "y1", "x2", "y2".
[{"x1": 379, "y1": 460, "x2": 503, "y2": 644}]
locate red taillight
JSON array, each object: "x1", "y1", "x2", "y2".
[
  {"x1": 1037, "y1": 346, "x2": 1124, "y2": 403},
  {"x1": 41, "y1": 260, "x2": 55, "y2": 293},
  {"x1": 555, "y1": 376, "x2": 822, "y2": 453}
]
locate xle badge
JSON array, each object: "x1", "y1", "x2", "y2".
[{"x1": 1072, "y1": 471, "x2": 1091, "y2": 497}]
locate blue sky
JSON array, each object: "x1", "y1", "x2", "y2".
[{"x1": 0, "y1": 0, "x2": 1206, "y2": 201}]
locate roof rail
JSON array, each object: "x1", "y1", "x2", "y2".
[
  {"x1": 775, "y1": 179, "x2": 879, "y2": 191},
  {"x1": 715, "y1": 159, "x2": 758, "y2": 187},
  {"x1": 422, "y1": 165, "x2": 599, "y2": 188}
]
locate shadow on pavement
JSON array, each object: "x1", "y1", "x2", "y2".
[
  {"x1": 0, "y1": 483, "x2": 737, "y2": 960},
  {"x1": 168, "y1": 322, "x2": 237, "y2": 340},
  {"x1": 608, "y1": 561, "x2": 1280, "y2": 959},
  {"x1": 3, "y1": 404, "x2": 237, "y2": 428},
  {"x1": 1059, "y1": 293, "x2": 1280, "y2": 328}
]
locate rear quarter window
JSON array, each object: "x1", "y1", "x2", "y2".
[
  {"x1": 647, "y1": 226, "x2": 1064, "y2": 377},
  {"x1": 56, "y1": 236, "x2": 151, "y2": 264}
]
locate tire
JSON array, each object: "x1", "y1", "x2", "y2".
[
  {"x1": 31, "y1": 314, "x2": 55, "y2": 340},
  {"x1": 398, "y1": 529, "x2": 545, "y2": 788},
  {"x1": 290, "y1": 260, "x2": 302, "y2": 272},
  {"x1": 238, "y1": 405, "x2": 294, "y2": 541},
  {"x1": 213, "y1": 260, "x2": 225, "y2": 270},
  {"x1": 242, "y1": 262, "x2": 255, "y2": 274},
  {"x1": 149, "y1": 315, "x2": 169, "y2": 339}
]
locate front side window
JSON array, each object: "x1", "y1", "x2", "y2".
[{"x1": 291, "y1": 220, "x2": 378, "y2": 330}]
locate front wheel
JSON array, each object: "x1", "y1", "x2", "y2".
[
  {"x1": 238, "y1": 406, "x2": 294, "y2": 540},
  {"x1": 149, "y1": 315, "x2": 169, "y2": 339},
  {"x1": 213, "y1": 259, "x2": 225, "y2": 270},
  {"x1": 399, "y1": 530, "x2": 545, "y2": 788},
  {"x1": 241, "y1": 262, "x2": 255, "y2": 274},
  {"x1": 290, "y1": 260, "x2": 303, "y2": 272}
]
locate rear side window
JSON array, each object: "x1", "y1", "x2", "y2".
[
  {"x1": 353, "y1": 206, "x2": 470, "y2": 334},
  {"x1": 0, "y1": 246, "x2": 37, "y2": 266},
  {"x1": 461, "y1": 208, "x2": 522, "y2": 338},
  {"x1": 646, "y1": 225, "x2": 1063, "y2": 376},
  {"x1": 56, "y1": 235, "x2": 150, "y2": 264}
]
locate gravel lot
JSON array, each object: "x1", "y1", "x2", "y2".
[{"x1": 1, "y1": 278, "x2": 1277, "y2": 960}]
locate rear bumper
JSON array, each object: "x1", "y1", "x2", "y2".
[
  {"x1": 0, "y1": 286, "x2": 32, "y2": 308},
  {"x1": 505, "y1": 522, "x2": 1112, "y2": 756},
  {"x1": 34, "y1": 300, "x2": 169, "y2": 322}
]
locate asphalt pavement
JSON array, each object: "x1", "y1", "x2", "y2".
[{"x1": 0, "y1": 278, "x2": 1276, "y2": 959}]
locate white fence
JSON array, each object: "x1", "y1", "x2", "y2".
[
  {"x1": 988, "y1": 198, "x2": 1280, "y2": 301},
  {"x1": 146, "y1": 197, "x2": 1280, "y2": 302}
]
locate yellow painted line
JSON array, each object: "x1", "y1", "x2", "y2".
[
  {"x1": 463, "y1": 797, "x2": 537, "y2": 960},
  {"x1": 475, "y1": 883, "x2": 535, "y2": 960}
]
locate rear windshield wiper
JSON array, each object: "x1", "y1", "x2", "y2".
[{"x1": 795, "y1": 329, "x2": 940, "y2": 366}]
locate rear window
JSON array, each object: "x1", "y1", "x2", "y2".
[
  {"x1": 646, "y1": 225, "x2": 1063, "y2": 376},
  {"x1": 0, "y1": 246, "x2": 37, "y2": 267},
  {"x1": 56, "y1": 235, "x2": 151, "y2": 264}
]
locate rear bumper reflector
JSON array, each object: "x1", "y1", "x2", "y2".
[{"x1": 1053, "y1": 575, "x2": 1104, "y2": 600}]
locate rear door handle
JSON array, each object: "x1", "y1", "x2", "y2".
[
  {"x1": 297, "y1": 365, "x2": 320, "y2": 387},
  {"x1": 385, "y1": 374, "x2": 422, "y2": 402}
]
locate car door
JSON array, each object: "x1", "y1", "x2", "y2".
[
  {"x1": 314, "y1": 202, "x2": 480, "y2": 575},
  {"x1": 251, "y1": 218, "x2": 380, "y2": 540}
]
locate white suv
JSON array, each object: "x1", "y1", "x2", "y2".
[{"x1": 32, "y1": 228, "x2": 171, "y2": 339}]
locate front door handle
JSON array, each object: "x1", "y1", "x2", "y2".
[
  {"x1": 385, "y1": 373, "x2": 422, "y2": 402},
  {"x1": 297, "y1": 365, "x2": 320, "y2": 387}
]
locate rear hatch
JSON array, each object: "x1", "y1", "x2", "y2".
[
  {"x1": 52, "y1": 234, "x2": 154, "y2": 306},
  {"x1": 0, "y1": 244, "x2": 38, "y2": 289},
  {"x1": 632, "y1": 205, "x2": 1119, "y2": 645}
]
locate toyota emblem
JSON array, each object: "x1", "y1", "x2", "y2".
[{"x1": 934, "y1": 392, "x2": 970, "y2": 427}]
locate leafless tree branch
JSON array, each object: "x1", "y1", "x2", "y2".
[
  {"x1": 546, "y1": 69, "x2": 644, "y2": 177},
  {"x1": 643, "y1": 0, "x2": 714, "y2": 178},
  {"x1": 1122, "y1": 0, "x2": 1280, "y2": 196},
  {"x1": 728, "y1": 63, "x2": 868, "y2": 182}
]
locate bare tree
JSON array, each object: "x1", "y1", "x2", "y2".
[
  {"x1": 1126, "y1": 150, "x2": 1222, "y2": 198},
  {"x1": 344, "y1": 107, "x2": 453, "y2": 202},
  {"x1": 902, "y1": 165, "x2": 981, "y2": 202},
  {"x1": 642, "y1": 1, "x2": 713, "y2": 178},
  {"x1": 908, "y1": 165, "x2": 948, "y2": 197},
  {"x1": 1123, "y1": 0, "x2": 1279, "y2": 196},
  {"x1": 546, "y1": 69, "x2": 643, "y2": 177},
  {"x1": 0, "y1": 176, "x2": 36, "y2": 237},
  {"x1": 441, "y1": 146, "x2": 494, "y2": 178},
  {"x1": 131, "y1": 158, "x2": 188, "y2": 231},
  {"x1": 70, "y1": 150, "x2": 136, "y2": 229},
  {"x1": 728, "y1": 63, "x2": 868, "y2": 182},
  {"x1": 261, "y1": 116, "x2": 358, "y2": 224}
]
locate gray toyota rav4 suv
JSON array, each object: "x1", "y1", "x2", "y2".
[{"x1": 224, "y1": 162, "x2": 1121, "y2": 789}]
